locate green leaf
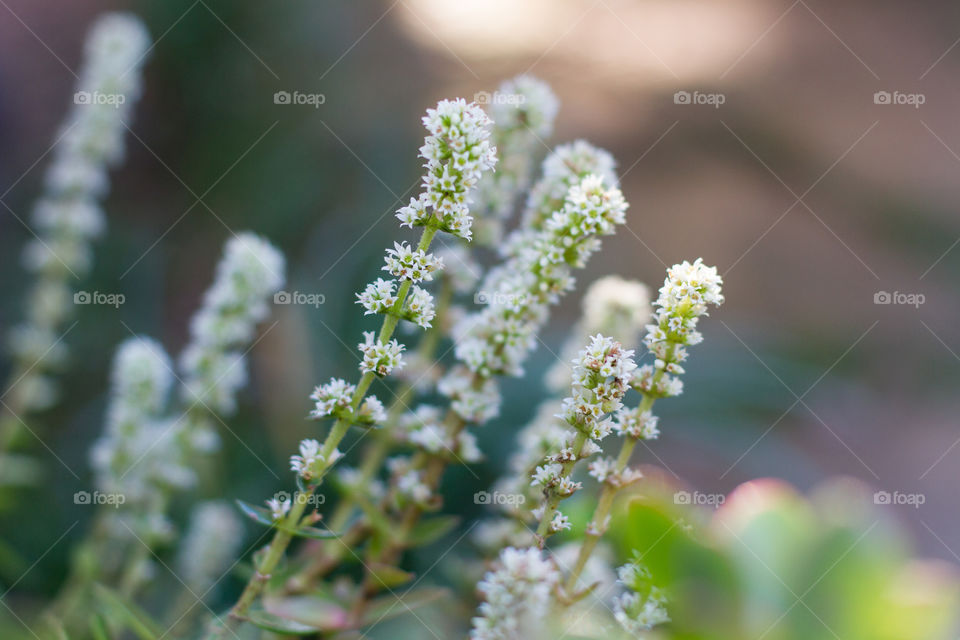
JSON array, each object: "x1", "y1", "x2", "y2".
[
  {"x1": 264, "y1": 595, "x2": 350, "y2": 631},
  {"x1": 88, "y1": 614, "x2": 110, "y2": 640},
  {"x1": 93, "y1": 584, "x2": 163, "y2": 640},
  {"x1": 367, "y1": 563, "x2": 415, "y2": 589},
  {"x1": 289, "y1": 525, "x2": 339, "y2": 540},
  {"x1": 361, "y1": 587, "x2": 449, "y2": 626},
  {"x1": 236, "y1": 499, "x2": 278, "y2": 528},
  {"x1": 247, "y1": 610, "x2": 322, "y2": 635},
  {"x1": 407, "y1": 515, "x2": 459, "y2": 547}
]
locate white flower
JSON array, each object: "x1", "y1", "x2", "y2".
[
  {"x1": 457, "y1": 431, "x2": 483, "y2": 464},
  {"x1": 310, "y1": 378, "x2": 356, "y2": 418},
  {"x1": 471, "y1": 547, "x2": 560, "y2": 640},
  {"x1": 612, "y1": 558, "x2": 670, "y2": 634},
  {"x1": 531, "y1": 463, "x2": 563, "y2": 488},
  {"x1": 11, "y1": 13, "x2": 150, "y2": 414},
  {"x1": 289, "y1": 438, "x2": 323, "y2": 479},
  {"x1": 550, "y1": 511, "x2": 571, "y2": 533},
  {"x1": 382, "y1": 242, "x2": 443, "y2": 283},
  {"x1": 453, "y1": 175, "x2": 628, "y2": 380},
  {"x1": 615, "y1": 408, "x2": 659, "y2": 440},
  {"x1": 405, "y1": 285, "x2": 436, "y2": 328},
  {"x1": 473, "y1": 75, "x2": 559, "y2": 245},
  {"x1": 395, "y1": 98, "x2": 497, "y2": 242},
  {"x1": 588, "y1": 457, "x2": 616, "y2": 483},
  {"x1": 267, "y1": 497, "x2": 291, "y2": 521},
  {"x1": 358, "y1": 395, "x2": 387, "y2": 424},
  {"x1": 397, "y1": 470, "x2": 432, "y2": 504},
  {"x1": 92, "y1": 338, "x2": 178, "y2": 512},
  {"x1": 505, "y1": 140, "x2": 618, "y2": 255},
  {"x1": 563, "y1": 335, "x2": 636, "y2": 433},
  {"x1": 180, "y1": 233, "x2": 286, "y2": 414},
  {"x1": 356, "y1": 278, "x2": 398, "y2": 315},
  {"x1": 358, "y1": 331, "x2": 405, "y2": 377}
]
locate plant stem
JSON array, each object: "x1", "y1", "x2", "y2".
[
  {"x1": 564, "y1": 367, "x2": 665, "y2": 592},
  {"x1": 534, "y1": 430, "x2": 589, "y2": 543},
  {"x1": 286, "y1": 277, "x2": 453, "y2": 591},
  {"x1": 204, "y1": 228, "x2": 439, "y2": 640}
]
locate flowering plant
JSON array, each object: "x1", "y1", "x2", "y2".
[{"x1": 1, "y1": 12, "x2": 957, "y2": 640}]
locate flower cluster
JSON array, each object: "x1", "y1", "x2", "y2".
[
  {"x1": 90, "y1": 338, "x2": 189, "y2": 544},
  {"x1": 358, "y1": 331, "x2": 405, "y2": 377},
  {"x1": 471, "y1": 547, "x2": 560, "y2": 640},
  {"x1": 176, "y1": 501, "x2": 243, "y2": 595},
  {"x1": 395, "y1": 405, "x2": 482, "y2": 462},
  {"x1": 180, "y1": 233, "x2": 286, "y2": 415},
  {"x1": 289, "y1": 439, "x2": 323, "y2": 479},
  {"x1": 395, "y1": 99, "x2": 497, "y2": 240},
  {"x1": 342, "y1": 100, "x2": 496, "y2": 418},
  {"x1": 531, "y1": 335, "x2": 636, "y2": 534},
  {"x1": 560, "y1": 335, "x2": 637, "y2": 436},
  {"x1": 452, "y1": 174, "x2": 629, "y2": 386},
  {"x1": 479, "y1": 277, "x2": 651, "y2": 550},
  {"x1": 356, "y1": 278, "x2": 397, "y2": 316},
  {"x1": 611, "y1": 557, "x2": 670, "y2": 635},
  {"x1": 503, "y1": 140, "x2": 618, "y2": 258},
  {"x1": 7, "y1": 13, "x2": 149, "y2": 414},
  {"x1": 382, "y1": 242, "x2": 443, "y2": 283},
  {"x1": 473, "y1": 75, "x2": 559, "y2": 244},
  {"x1": 632, "y1": 258, "x2": 724, "y2": 401}
]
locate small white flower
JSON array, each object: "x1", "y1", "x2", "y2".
[
  {"x1": 358, "y1": 395, "x2": 387, "y2": 424},
  {"x1": 358, "y1": 331, "x2": 405, "y2": 377},
  {"x1": 405, "y1": 285, "x2": 436, "y2": 329},
  {"x1": 382, "y1": 241, "x2": 443, "y2": 283},
  {"x1": 550, "y1": 511, "x2": 571, "y2": 533},
  {"x1": 289, "y1": 438, "x2": 323, "y2": 479},
  {"x1": 471, "y1": 547, "x2": 559, "y2": 640},
  {"x1": 356, "y1": 278, "x2": 398, "y2": 315},
  {"x1": 266, "y1": 497, "x2": 291, "y2": 521},
  {"x1": 310, "y1": 378, "x2": 356, "y2": 418}
]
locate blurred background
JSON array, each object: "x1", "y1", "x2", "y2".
[{"x1": 1, "y1": 0, "x2": 958, "y2": 605}]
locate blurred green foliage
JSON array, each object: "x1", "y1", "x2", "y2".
[{"x1": 610, "y1": 478, "x2": 959, "y2": 640}]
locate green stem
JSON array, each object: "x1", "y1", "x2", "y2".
[
  {"x1": 204, "y1": 227, "x2": 439, "y2": 640},
  {"x1": 286, "y1": 276, "x2": 452, "y2": 591},
  {"x1": 564, "y1": 346, "x2": 673, "y2": 592},
  {"x1": 534, "y1": 430, "x2": 589, "y2": 543}
]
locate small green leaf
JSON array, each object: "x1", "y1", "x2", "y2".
[
  {"x1": 236, "y1": 499, "x2": 278, "y2": 528},
  {"x1": 362, "y1": 587, "x2": 449, "y2": 626},
  {"x1": 407, "y1": 515, "x2": 459, "y2": 547},
  {"x1": 290, "y1": 525, "x2": 339, "y2": 540},
  {"x1": 247, "y1": 610, "x2": 322, "y2": 635},
  {"x1": 367, "y1": 563, "x2": 415, "y2": 589},
  {"x1": 264, "y1": 595, "x2": 350, "y2": 631}
]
